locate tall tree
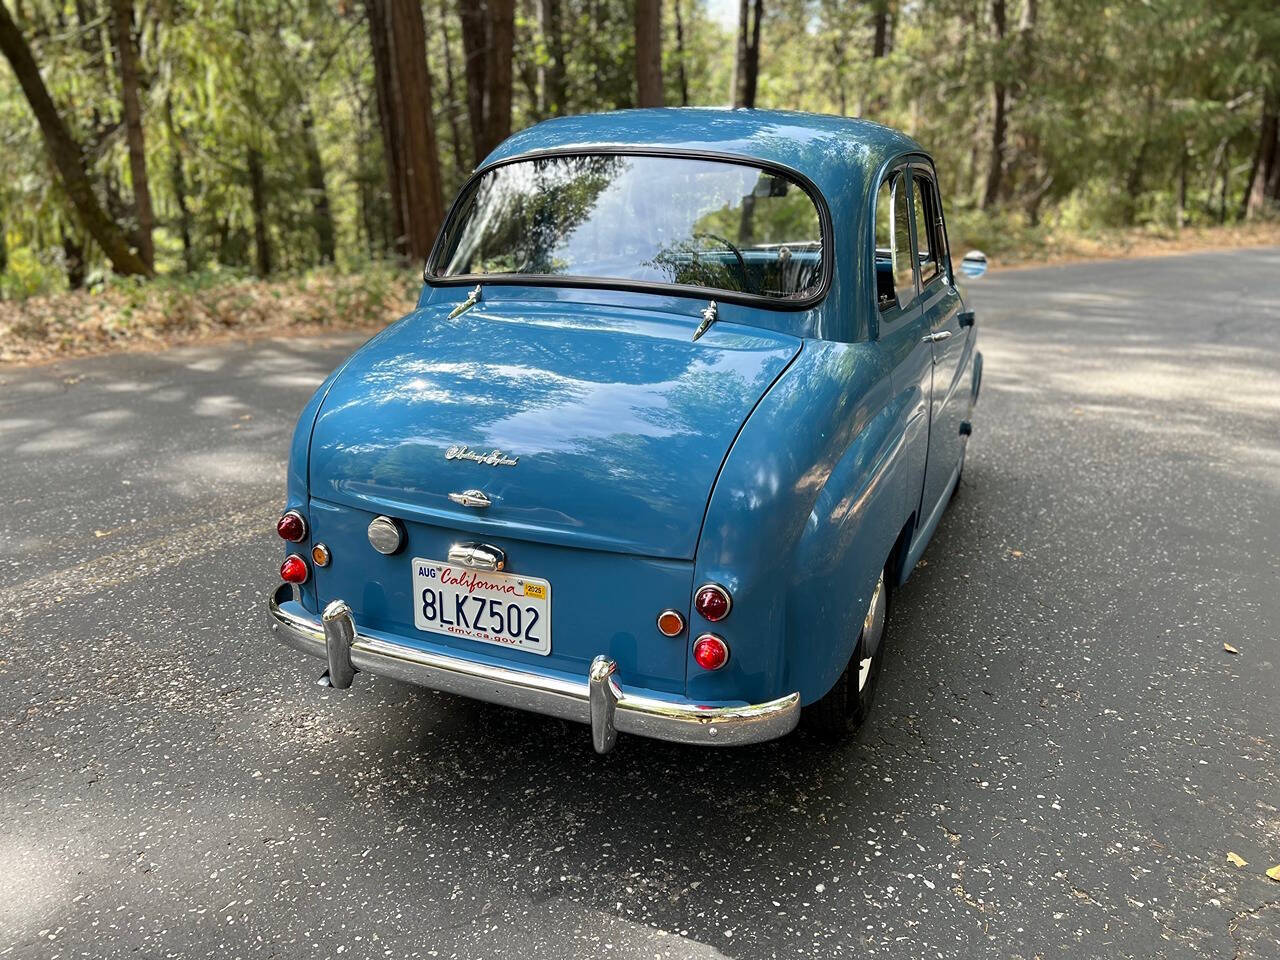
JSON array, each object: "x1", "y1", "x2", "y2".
[
  {"x1": 634, "y1": 0, "x2": 663, "y2": 107},
  {"x1": 246, "y1": 146, "x2": 272, "y2": 276},
  {"x1": 0, "y1": 1, "x2": 151, "y2": 275},
  {"x1": 731, "y1": 0, "x2": 763, "y2": 109},
  {"x1": 438, "y1": 2, "x2": 469, "y2": 175},
  {"x1": 163, "y1": 92, "x2": 195, "y2": 272},
  {"x1": 109, "y1": 0, "x2": 155, "y2": 270},
  {"x1": 459, "y1": 0, "x2": 515, "y2": 163},
  {"x1": 367, "y1": 0, "x2": 446, "y2": 260},
  {"x1": 301, "y1": 104, "x2": 337, "y2": 263},
  {"x1": 981, "y1": 0, "x2": 1008, "y2": 210},
  {"x1": 871, "y1": 0, "x2": 890, "y2": 58},
  {"x1": 1242, "y1": 90, "x2": 1279, "y2": 219},
  {"x1": 538, "y1": 0, "x2": 566, "y2": 116},
  {"x1": 672, "y1": 0, "x2": 690, "y2": 107},
  {"x1": 366, "y1": 0, "x2": 405, "y2": 251}
]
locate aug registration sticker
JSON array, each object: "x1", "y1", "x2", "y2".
[{"x1": 411, "y1": 559, "x2": 552, "y2": 655}]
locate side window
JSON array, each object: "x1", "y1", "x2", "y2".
[
  {"x1": 911, "y1": 175, "x2": 939, "y2": 286},
  {"x1": 874, "y1": 171, "x2": 917, "y2": 312}
]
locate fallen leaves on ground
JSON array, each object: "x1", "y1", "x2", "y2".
[
  {"x1": 1, "y1": 267, "x2": 417, "y2": 365},
  {"x1": 1224, "y1": 643, "x2": 1240, "y2": 655},
  {"x1": 1227, "y1": 852, "x2": 1248, "y2": 868},
  {"x1": 1268, "y1": 865, "x2": 1280, "y2": 883}
]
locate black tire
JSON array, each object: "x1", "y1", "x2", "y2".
[{"x1": 805, "y1": 569, "x2": 888, "y2": 737}]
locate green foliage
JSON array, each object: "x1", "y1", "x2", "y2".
[
  {"x1": 1, "y1": 0, "x2": 1278, "y2": 301},
  {"x1": 0, "y1": 263, "x2": 417, "y2": 362}
]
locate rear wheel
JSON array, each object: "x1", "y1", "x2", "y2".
[{"x1": 805, "y1": 568, "x2": 888, "y2": 737}]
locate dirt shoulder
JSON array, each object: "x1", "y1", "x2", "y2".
[
  {"x1": 982, "y1": 222, "x2": 1280, "y2": 270},
  {"x1": 0, "y1": 269, "x2": 415, "y2": 368},
  {"x1": 3, "y1": 228, "x2": 1279, "y2": 368}
]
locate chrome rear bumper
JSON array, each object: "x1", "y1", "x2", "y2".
[{"x1": 268, "y1": 584, "x2": 800, "y2": 754}]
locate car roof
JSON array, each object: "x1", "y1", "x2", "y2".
[{"x1": 482, "y1": 107, "x2": 927, "y2": 201}]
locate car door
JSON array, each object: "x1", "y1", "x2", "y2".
[
  {"x1": 873, "y1": 166, "x2": 932, "y2": 534},
  {"x1": 909, "y1": 164, "x2": 968, "y2": 521}
]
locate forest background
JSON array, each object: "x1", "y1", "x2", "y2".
[{"x1": 1, "y1": 0, "x2": 1277, "y2": 361}]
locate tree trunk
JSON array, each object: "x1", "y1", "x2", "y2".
[
  {"x1": 62, "y1": 231, "x2": 86, "y2": 289},
  {"x1": 673, "y1": 0, "x2": 689, "y2": 107},
  {"x1": 440, "y1": 6, "x2": 470, "y2": 174},
  {"x1": 1176, "y1": 138, "x2": 1188, "y2": 229},
  {"x1": 370, "y1": 0, "x2": 447, "y2": 260},
  {"x1": 459, "y1": 0, "x2": 515, "y2": 163},
  {"x1": 871, "y1": 1, "x2": 889, "y2": 58},
  {"x1": 634, "y1": 0, "x2": 662, "y2": 107},
  {"x1": 0, "y1": 2, "x2": 150, "y2": 275},
  {"x1": 302, "y1": 105, "x2": 337, "y2": 264},
  {"x1": 247, "y1": 147, "x2": 272, "y2": 277},
  {"x1": 732, "y1": 0, "x2": 762, "y2": 108},
  {"x1": 745, "y1": 0, "x2": 762, "y2": 108},
  {"x1": 1122, "y1": 136, "x2": 1148, "y2": 226},
  {"x1": 366, "y1": 0, "x2": 406, "y2": 254},
  {"x1": 516, "y1": 0, "x2": 542, "y2": 122},
  {"x1": 164, "y1": 92, "x2": 195, "y2": 272},
  {"x1": 980, "y1": 0, "x2": 1007, "y2": 210},
  {"x1": 731, "y1": 0, "x2": 747, "y2": 105},
  {"x1": 1242, "y1": 91, "x2": 1279, "y2": 220},
  {"x1": 1218, "y1": 147, "x2": 1229, "y2": 224},
  {"x1": 538, "y1": 0, "x2": 567, "y2": 116},
  {"x1": 109, "y1": 0, "x2": 154, "y2": 270}
]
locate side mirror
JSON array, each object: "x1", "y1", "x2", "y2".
[{"x1": 960, "y1": 250, "x2": 988, "y2": 279}]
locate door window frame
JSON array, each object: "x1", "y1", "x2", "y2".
[
  {"x1": 871, "y1": 162, "x2": 921, "y2": 328},
  {"x1": 906, "y1": 161, "x2": 954, "y2": 290}
]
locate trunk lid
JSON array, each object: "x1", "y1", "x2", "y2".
[{"x1": 309, "y1": 298, "x2": 799, "y2": 559}]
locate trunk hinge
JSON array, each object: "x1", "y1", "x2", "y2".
[
  {"x1": 692, "y1": 300, "x2": 718, "y2": 341},
  {"x1": 448, "y1": 284, "x2": 483, "y2": 319}
]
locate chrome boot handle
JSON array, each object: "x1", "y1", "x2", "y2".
[
  {"x1": 448, "y1": 489, "x2": 492, "y2": 509},
  {"x1": 447, "y1": 542, "x2": 507, "y2": 571}
]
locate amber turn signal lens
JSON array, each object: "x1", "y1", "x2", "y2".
[
  {"x1": 276, "y1": 510, "x2": 306, "y2": 542},
  {"x1": 694, "y1": 583, "x2": 731, "y2": 622},
  {"x1": 311, "y1": 543, "x2": 331, "y2": 567},
  {"x1": 692, "y1": 634, "x2": 729, "y2": 671},
  {"x1": 280, "y1": 554, "x2": 309, "y2": 584},
  {"x1": 656, "y1": 609, "x2": 685, "y2": 637}
]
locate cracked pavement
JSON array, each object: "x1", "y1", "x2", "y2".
[{"x1": 1, "y1": 248, "x2": 1278, "y2": 958}]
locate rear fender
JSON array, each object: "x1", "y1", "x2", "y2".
[
  {"x1": 285, "y1": 323, "x2": 405, "y2": 611},
  {"x1": 689, "y1": 339, "x2": 905, "y2": 706},
  {"x1": 783, "y1": 399, "x2": 916, "y2": 702}
]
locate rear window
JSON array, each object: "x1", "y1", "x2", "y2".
[{"x1": 429, "y1": 154, "x2": 825, "y2": 303}]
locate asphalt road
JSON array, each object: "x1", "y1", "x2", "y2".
[{"x1": 2, "y1": 248, "x2": 1279, "y2": 960}]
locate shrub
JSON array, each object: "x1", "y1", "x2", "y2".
[{"x1": 0, "y1": 264, "x2": 418, "y2": 364}]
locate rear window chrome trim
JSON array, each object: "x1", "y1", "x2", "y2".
[{"x1": 424, "y1": 146, "x2": 835, "y2": 313}]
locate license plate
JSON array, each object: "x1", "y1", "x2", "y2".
[{"x1": 411, "y1": 558, "x2": 551, "y2": 656}]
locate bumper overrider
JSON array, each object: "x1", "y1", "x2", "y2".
[{"x1": 268, "y1": 584, "x2": 800, "y2": 754}]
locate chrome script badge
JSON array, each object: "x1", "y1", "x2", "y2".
[{"x1": 444, "y1": 444, "x2": 519, "y2": 467}]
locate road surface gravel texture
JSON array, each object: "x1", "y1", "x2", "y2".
[{"x1": 1, "y1": 248, "x2": 1278, "y2": 959}]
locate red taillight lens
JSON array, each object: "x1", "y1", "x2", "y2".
[
  {"x1": 277, "y1": 510, "x2": 306, "y2": 542},
  {"x1": 280, "y1": 554, "x2": 309, "y2": 584},
  {"x1": 694, "y1": 583, "x2": 731, "y2": 622},
  {"x1": 693, "y1": 634, "x2": 729, "y2": 671}
]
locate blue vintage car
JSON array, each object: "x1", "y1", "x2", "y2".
[{"x1": 268, "y1": 108, "x2": 984, "y2": 753}]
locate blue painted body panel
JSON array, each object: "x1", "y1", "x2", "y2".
[
  {"x1": 308, "y1": 296, "x2": 799, "y2": 560},
  {"x1": 280, "y1": 109, "x2": 978, "y2": 711}
]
